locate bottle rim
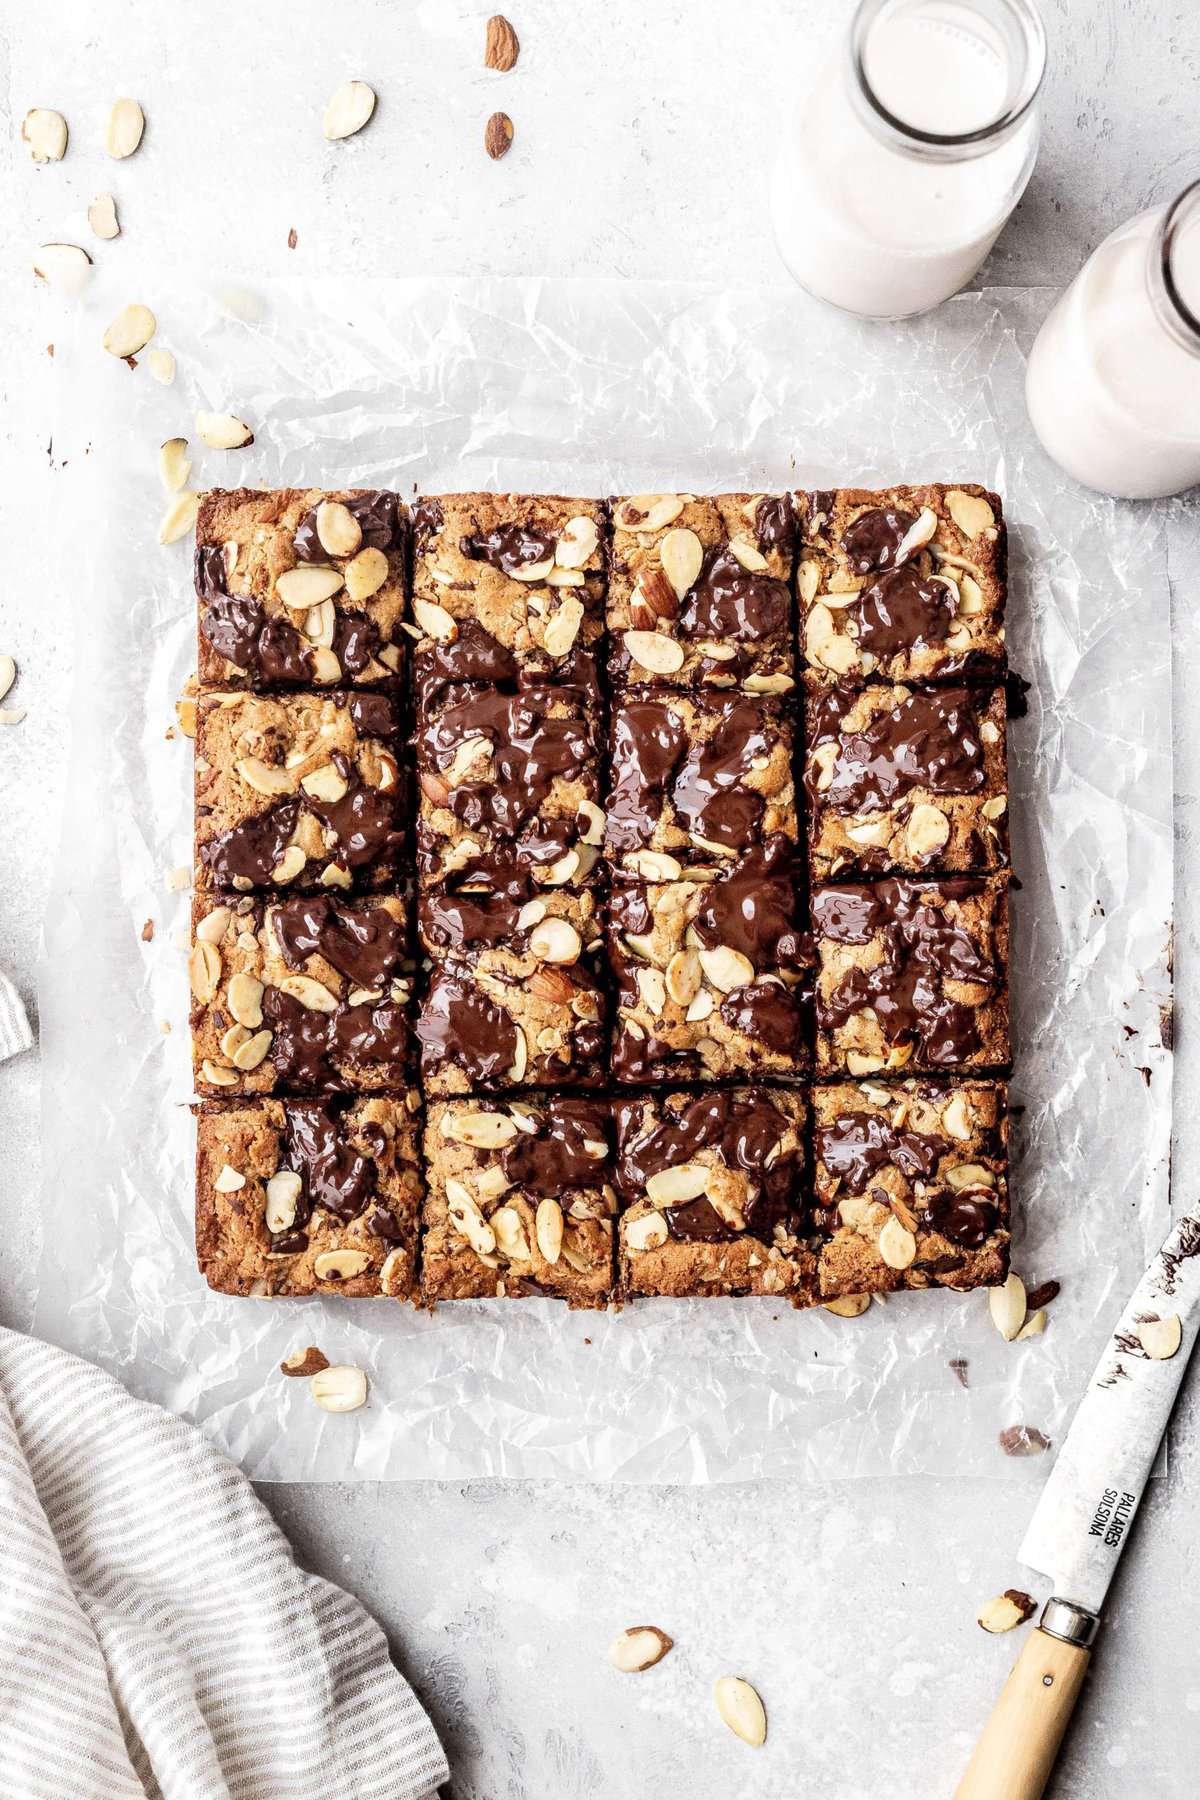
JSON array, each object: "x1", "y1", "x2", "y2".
[
  {"x1": 849, "y1": 0, "x2": 1047, "y2": 159},
  {"x1": 1157, "y1": 179, "x2": 1200, "y2": 353}
]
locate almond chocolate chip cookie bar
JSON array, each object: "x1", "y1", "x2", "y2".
[
  {"x1": 614, "y1": 1087, "x2": 811, "y2": 1299},
  {"x1": 416, "y1": 949, "x2": 607, "y2": 1095},
  {"x1": 605, "y1": 692, "x2": 799, "y2": 881},
  {"x1": 812, "y1": 875, "x2": 1010, "y2": 1075},
  {"x1": 811, "y1": 1078, "x2": 1009, "y2": 1297},
  {"x1": 190, "y1": 894, "x2": 412, "y2": 1096},
  {"x1": 196, "y1": 1094, "x2": 421, "y2": 1297},
  {"x1": 195, "y1": 691, "x2": 403, "y2": 893},
  {"x1": 796, "y1": 485, "x2": 1006, "y2": 687},
  {"x1": 804, "y1": 684, "x2": 1008, "y2": 879},
  {"x1": 421, "y1": 1097, "x2": 615, "y2": 1305},
  {"x1": 417, "y1": 881, "x2": 600, "y2": 965},
  {"x1": 608, "y1": 492, "x2": 795, "y2": 693},
  {"x1": 196, "y1": 488, "x2": 407, "y2": 690},
  {"x1": 409, "y1": 493, "x2": 605, "y2": 704},
  {"x1": 606, "y1": 837, "x2": 812, "y2": 1083}
]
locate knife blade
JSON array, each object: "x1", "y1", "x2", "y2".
[{"x1": 1018, "y1": 1200, "x2": 1200, "y2": 1621}]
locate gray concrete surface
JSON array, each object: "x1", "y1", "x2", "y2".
[{"x1": 3, "y1": 3, "x2": 1200, "y2": 1795}]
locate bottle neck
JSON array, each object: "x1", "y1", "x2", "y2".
[
  {"x1": 848, "y1": 0, "x2": 1046, "y2": 164},
  {"x1": 1147, "y1": 182, "x2": 1200, "y2": 360}
]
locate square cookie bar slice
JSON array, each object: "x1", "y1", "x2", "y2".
[
  {"x1": 421, "y1": 1097, "x2": 615, "y2": 1305},
  {"x1": 608, "y1": 491, "x2": 795, "y2": 693},
  {"x1": 813, "y1": 876, "x2": 1010, "y2": 1075},
  {"x1": 614, "y1": 1087, "x2": 812, "y2": 1300},
  {"x1": 606, "y1": 692, "x2": 798, "y2": 881},
  {"x1": 606, "y1": 836, "x2": 812, "y2": 1083},
  {"x1": 196, "y1": 1094, "x2": 421, "y2": 1297},
  {"x1": 190, "y1": 894, "x2": 412, "y2": 1096},
  {"x1": 804, "y1": 684, "x2": 1008, "y2": 879},
  {"x1": 409, "y1": 494, "x2": 604, "y2": 703},
  {"x1": 415, "y1": 685, "x2": 603, "y2": 889},
  {"x1": 196, "y1": 488, "x2": 407, "y2": 689},
  {"x1": 796, "y1": 485, "x2": 1006, "y2": 687},
  {"x1": 811, "y1": 1078, "x2": 1009, "y2": 1297},
  {"x1": 196, "y1": 691, "x2": 403, "y2": 893},
  {"x1": 416, "y1": 949, "x2": 606, "y2": 1095},
  {"x1": 417, "y1": 882, "x2": 601, "y2": 965}
]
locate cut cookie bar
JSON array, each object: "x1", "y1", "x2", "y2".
[
  {"x1": 416, "y1": 951, "x2": 606, "y2": 1095},
  {"x1": 795, "y1": 485, "x2": 1006, "y2": 687},
  {"x1": 196, "y1": 1094, "x2": 421, "y2": 1297},
  {"x1": 414, "y1": 685, "x2": 603, "y2": 890},
  {"x1": 409, "y1": 493, "x2": 605, "y2": 703},
  {"x1": 812, "y1": 875, "x2": 1010, "y2": 1075},
  {"x1": 606, "y1": 692, "x2": 798, "y2": 880},
  {"x1": 804, "y1": 684, "x2": 1008, "y2": 879},
  {"x1": 195, "y1": 691, "x2": 403, "y2": 893},
  {"x1": 614, "y1": 1087, "x2": 811, "y2": 1299},
  {"x1": 607, "y1": 491, "x2": 795, "y2": 693},
  {"x1": 421, "y1": 1096, "x2": 615, "y2": 1305},
  {"x1": 606, "y1": 837, "x2": 812, "y2": 1083},
  {"x1": 811, "y1": 1078, "x2": 1009, "y2": 1296},
  {"x1": 190, "y1": 894, "x2": 412, "y2": 1096},
  {"x1": 196, "y1": 488, "x2": 407, "y2": 689}
]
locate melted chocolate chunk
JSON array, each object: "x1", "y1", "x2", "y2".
[
  {"x1": 922, "y1": 1191, "x2": 1000, "y2": 1247},
  {"x1": 263, "y1": 987, "x2": 411, "y2": 1090},
  {"x1": 754, "y1": 495, "x2": 795, "y2": 552},
  {"x1": 692, "y1": 836, "x2": 805, "y2": 967},
  {"x1": 196, "y1": 542, "x2": 228, "y2": 601},
  {"x1": 411, "y1": 496, "x2": 444, "y2": 549},
  {"x1": 460, "y1": 522, "x2": 557, "y2": 577},
  {"x1": 616, "y1": 1091, "x2": 800, "y2": 1242},
  {"x1": 816, "y1": 1111, "x2": 948, "y2": 1197},
  {"x1": 414, "y1": 617, "x2": 599, "y2": 710},
  {"x1": 271, "y1": 896, "x2": 405, "y2": 989},
  {"x1": 678, "y1": 546, "x2": 790, "y2": 644},
  {"x1": 608, "y1": 697, "x2": 783, "y2": 853},
  {"x1": 280, "y1": 1102, "x2": 375, "y2": 1228},
  {"x1": 293, "y1": 491, "x2": 400, "y2": 560},
  {"x1": 201, "y1": 592, "x2": 313, "y2": 684},
  {"x1": 332, "y1": 610, "x2": 383, "y2": 678},
  {"x1": 305, "y1": 777, "x2": 403, "y2": 872},
  {"x1": 719, "y1": 982, "x2": 807, "y2": 1056},
  {"x1": 662, "y1": 1197, "x2": 736, "y2": 1242},
  {"x1": 848, "y1": 566, "x2": 957, "y2": 661},
  {"x1": 416, "y1": 688, "x2": 596, "y2": 853},
  {"x1": 808, "y1": 687, "x2": 990, "y2": 817},
  {"x1": 501, "y1": 1099, "x2": 611, "y2": 1192},
  {"x1": 814, "y1": 879, "x2": 1002, "y2": 1066},
  {"x1": 415, "y1": 965, "x2": 520, "y2": 1081},
  {"x1": 841, "y1": 506, "x2": 919, "y2": 575},
  {"x1": 201, "y1": 799, "x2": 302, "y2": 888}
]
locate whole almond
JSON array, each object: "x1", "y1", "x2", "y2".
[
  {"x1": 484, "y1": 14, "x2": 520, "y2": 71},
  {"x1": 485, "y1": 111, "x2": 514, "y2": 160}
]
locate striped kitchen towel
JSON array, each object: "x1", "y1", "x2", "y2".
[
  {"x1": 0, "y1": 969, "x2": 32, "y2": 1063},
  {"x1": 0, "y1": 1328, "x2": 448, "y2": 1800}
]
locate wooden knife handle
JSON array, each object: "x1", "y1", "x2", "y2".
[{"x1": 955, "y1": 1626, "x2": 1091, "y2": 1800}]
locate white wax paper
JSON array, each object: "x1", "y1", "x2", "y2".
[{"x1": 32, "y1": 278, "x2": 1173, "y2": 1483}]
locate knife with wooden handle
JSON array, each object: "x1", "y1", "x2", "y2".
[{"x1": 956, "y1": 1202, "x2": 1200, "y2": 1800}]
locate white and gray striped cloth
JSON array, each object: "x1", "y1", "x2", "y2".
[
  {"x1": 0, "y1": 969, "x2": 32, "y2": 1063},
  {"x1": 0, "y1": 1328, "x2": 449, "y2": 1799}
]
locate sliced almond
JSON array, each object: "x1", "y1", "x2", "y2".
[
  {"x1": 878, "y1": 1215, "x2": 917, "y2": 1271},
  {"x1": 196, "y1": 412, "x2": 254, "y2": 450},
  {"x1": 189, "y1": 940, "x2": 222, "y2": 1003},
  {"x1": 159, "y1": 438, "x2": 191, "y2": 494},
  {"x1": 624, "y1": 1211, "x2": 668, "y2": 1252},
  {"x1": 235, "y1": 756, "x2": 293, "y2": 797},
  {"x1": 88, "y1": 192, "x2": 120, "y2": 239},
  {"x1": 277, "y1": 973, "x2": 339, "y2": 1013},
  {"x1": 232, "y1": 1029, "x2": 273, "y2": 1071},
  {"x1": 906, "y1": 803, "x2": 950, "y2": 861},
  {"x1": 947, "y1": 1163, "x2": 996, "y2": 1191},
  {"x1": 23, "y1": 108, "x2": 68, "y2": 162},
  {"x1": 324, "y1": 80, "x2": 377, "y2": 141},
  {"x1": 226, "y1": 972, "x2": 264, "y2": 1029},
  {"x1": 542, "y1": 596, "x2": 585, "y2": 659},
  {"x1": 528, "y1": 917, "x2": 581, "y2": 964},
  {"x1": 310, "y1": 1365, "x2": 368, "y2": 1412},
  {"x1": 989, "y1": 1272, "x2": 1027, "y2": 1342},
  {"x1": 344, "y1": 546, "x2": 390, "y2": 600},
  {"x1": 315, "y1": 1248, "x2": 372, "y2": 1281},
  {"x1": 714, "y1": 1676, "x2": 767, "y2": 1748},
  {"x1": 697, "y1": 945, "x2": 754, "y2": 992},
  {"x1": 491, "y1": 1206, "x2": 531, "y2": 1260},
  {"x1": 213, "y1": 1163, "x2": 245, "y2": 1194},
  {"x1": 265, "y1": 1170, "x2": 302, "y2": 1232},
  {"x1": 823, "y1": 1293, "x2": 871, "y2": 1318},
  {"x1": 685, "y1": 990, "x2": 715, "y2": 1022},
  {"x1": 625, "y1": 849, "x2": 681, "y2": 882},
  {"x1": 743, "y1": 672, "x2": 795, "y2": 695},
  {"x1": 447, "y1": 1182, "x2": 497, "y2": 1257},
  {"x1": 608, "y1": 1626, "x2": 673, "y2": 1673},
  {"x1": 273, "y1": 845, "x2": 308, "y2": 884},
  {"x1": 659, "y1": 527, "x2": 703, "y2": 600},
  {"x1": 666, "y1": 949, "x2": 701, "y2": 1007},
  {"x1": 104, "y1": 303, "x2": 156, "y2": 358},
  {"x1": 895, "y1": 506, "x2": 939, "y2": 562},
  {"x1": 301, "y1": 764, "x2": 349, "y2": 803},
  {"x1": 615, "y1": 495, "x2": 684, "y2": 534},
  {"x1": 946, "y1": 490, "x2": 996, "y2": 538},
  {"x1": 636, "y1": 967, "x2": 666, "y2": 1015},
  {"x1": 982, "y1": 795, "x2": 1007, "y2": 820},
  {"x1": 728, "y1": 535, "x2": 768, "y2": 573},
  {"x1": 646, "y1": 1163, "x2": 709, "y2": 1206},
  {"x1": 105, "y1": 97, "x2": 145, "y2": 158},
  {"x1": 508, "y1": 1028, "x2": 528, "y2": 1082},
  {"x1": 976, "y1": 1593, "x2": 1032, "y2": 1634},
  {"x1": 33, "y1": 243, "x2": 92, "y2": 296},
  {"x1": 452, "y1": 1111, "x2": 518, "y2": 1149},
  {"x1": 796, "y1": 558, "x2": 821, "y2": 603},
  {"x1": 941, "y1": 1092, "x2": 971, "y2": 1140},
  {"x1": 624, "y1": 630, "x2": 684, "y2": 675},
  {"x1": 276, "y1": 564, "x2": 344, "y2": 609},
  {"x1": 316, "y1": 499, "x2": 362, "y2": 558},
  {"x1": 555, "y1": 515, "x2": 599, "y2": 569},
  {"x1": 194, "y1": 905, "x2": 230, "y2": 945},
  {"x1": 535, "y1": 1198, "x2": 564, "y2": 1264},
  {"x1": 1138, "y1": 1314, "x2": 1182, "y2": 1360},
  {"x1": 1015, "y1": 1310, "x2": 1048, "y2": 1341},
  {"x1": 957, "y1": 572, "x2": 986, "y2": 615},
  {"x1": 147, "y1": 348, "x2": 176, "y2": 386},
  {"x1": 412, "y1": 596, "x2": 457, "y2": 642}
]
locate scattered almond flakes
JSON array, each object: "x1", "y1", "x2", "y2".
[
  {"x1": 141, "y1": 919, "x2": 155, "y2": 942},
  {"x1": 976, "y1": 1589, "x2": 1035, "y2": 1633},
  {"x1": 608, "y1": 1626, "x2": 673, "y2": 1672},
  {"x1": 165, "y1": 865, "x2": 191, "y2": 892},
  {"x1": 281, "y1": 1346, "x2": 330, "y2": 1378}
]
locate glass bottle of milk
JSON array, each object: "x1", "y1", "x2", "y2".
[
  {"x1": 772, "y1": 0, "x2": 1045, "y2": 319},
  {"x1": 1025, "y1": 182, "x2": 1200, "y2": 498}
]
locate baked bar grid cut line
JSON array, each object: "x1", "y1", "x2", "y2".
[{"x1": 189, "y1": 485, "x2": 1013, "y2": 1309}]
